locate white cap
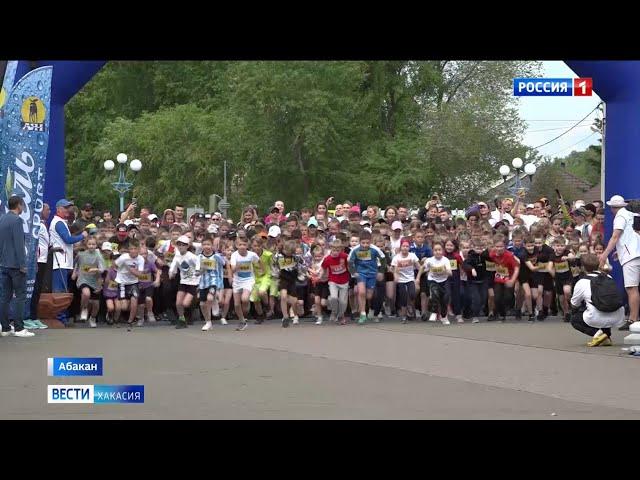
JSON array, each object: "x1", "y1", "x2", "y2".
[
  {"x1": 526, "y1": 204, "x2": 534, "y2": 209},
  {"x1": 177, "y1": 235, "x2": 190, "y2": 245},
  {"x1": 574, "y1": 200, "x2": 586, "y2": 209},
  {"x1": 360, "y1": 220, "x2": 371, "y2": 226},
  {"x1": 268, "y1": 225, "x2": 281, "y2": 237},
  {"x1": 207, "y1": 224, "x2": 218, "y2": 234},
  {"x1": 363, "y1": 227, "x2": 372, "y2": 234},
  {"x1": 101, "y1": 242, "x2": 112, "y2": 251},
  {"x1": 606, "y1": 195, "x2": 628, "y2": 208},
  {"x1": 148, "y1": 214, "x2": 158, "y2": 221},
  {"x1": 391, "y1": 220, "x2": 403, "y2": 230},
  {"x1": 124, "y1": 219, "x2": 134, "y2": 226}
]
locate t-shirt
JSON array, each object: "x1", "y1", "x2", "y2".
[
  {"x1": 489, "y1": 250, "x2": 518, "y2": 284},
  {"x1": 571, "y1": 273, "x2": 625, "y2": 329},
  {"x1": 348, "y1": 245, "x2": 385, "y2": 278},
  {"x1": 390, "y1": 236, "x2": 402, "y2": 255},
  {"x1": 102, "y1": 268, "x2": 119, "y2": 299},
  {"x1": 255, "y1": 250, "x2": 273, "y2": 281},
  {"x1": 76, "y1": 250, "x2": 106, "y2": 290},
  {"x1": 321, "y1": 252, "x2": 350, "y2": 284},
  {"x1": 410, "y1": 242, "x2": 432, "y2": 262},
  {"x1": 138, "y1": 258, "x2": 158, "y2": 289},
  {"x1": 230, "y1": 250, "x2": 260, "y2": 283},
  {"x1": 551, "y1": 249, "x2": 572, "y2": 279},
  {"x1": 613, "y1": 207, "x2": 640, "y2": 266},
  {"x1": 199, "y1": 252, "x2": 226, "y2": 290},
  {"x1": 169, "y1": 250, "x2": 201, "y2": 286},
  {"x1": 114, "y1": 253, "x2": 145, "y2": 286},
  {"x1": 536, "y1": 244, "x2": 554, "y2": 273},
  {"x1": 422, "y1": 256, "x2": 452, "y2": 283},
  {"x1": 445, "y1": 251, "x2": 464, "y2": 274},
  {"x1": 391, "y1": 252, "x2": 419, "y2": 283}
]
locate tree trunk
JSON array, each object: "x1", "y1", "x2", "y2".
[{"x1": 293, "y1": 132, "x2": 309, "y2": 203}]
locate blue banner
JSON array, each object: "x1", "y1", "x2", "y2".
[
  {"x1": 0, "y1": 61, "x2": 18, "y2": 113},
  {"x1": 48, "y1": 357, "x2": 104, "y2": 376},
  {"x1": 0, "y1": 66, "x2": 53, "y2": 312}
]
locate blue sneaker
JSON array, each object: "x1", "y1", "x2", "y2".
[
  {"x1": 23, "y1": 320, "x2": 37, "y2": 329},
  {"x1": 358, "y1": 314, "x2": 367, "y2": 325},
  {"x1": 33, "y1": 320, "x2": 48, "y2": 329}
]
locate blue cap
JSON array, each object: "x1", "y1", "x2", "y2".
[{"x1": 55, "y1": 199, "x2": 74, "y2": 208}]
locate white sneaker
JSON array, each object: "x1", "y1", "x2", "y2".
[
  {"x1": 13, "y1": 328, "x2": 35, "y2": 337},
  {"x1": 456, "y1": 315, "x2": 464, "y2": 324},
  {"x1": 292, "y1": 316, "x2": 299, "y2": 325},
  {"x1": 147, "y1": 312, "x2": 156, "y2": 323},
  {"x1": 329, "y1": 313, "x2": 337, "y2": 323},
  {"x1": 441, "y1": 318, "x2": 451, "y2": 326},
  {"x1": 80, "y1": 308, "x2": 88, "y2": 321},
  {"x1": 368, "y1": 310, "x2": 375, "y2": 319},
  {"x1": 0, "y1": 330, "x2": 11, "y2": 337},
  {"x1": 136, "y1": 318, "x2": 144, "y2": 327},
  {"x1": 384, "y1": 304, "x2": 392, "y2": 316},
  {"x1": 220, "y1": 317, "x2": 228, "y2": 325},
  {"x1": 415, "y1": 309, "x2": 421, "y2": 318},
  {"x1": 472, "y1": 317, "x2": 480, "y2": 324},
  {"x1": 202, "y1": 321, "x2": 213, "y2": 331},
  {"x1": 89, "y1": 318, "x2": 97, "y2": 328},
  {"x1": 429, "y1": 313, "x2": 437, "y2": 322},
  {"x1": 315, "y1": 316, "x2": 323, "y2": 325},
  {"x1": 289, "y1": 307, "x2": 295, "y2": 318}
]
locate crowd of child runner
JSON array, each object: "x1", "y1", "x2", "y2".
[{"x1": 26, "y1": 192, "x2": 635, "y2": 348}]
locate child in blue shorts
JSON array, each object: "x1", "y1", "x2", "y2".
[{"x1": 348, "y1": 230, "x2": 386, "y2": 324}]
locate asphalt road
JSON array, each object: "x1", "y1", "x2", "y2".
[{"x1": 1, "y1": 316, "x2": 638, "y2": 419}]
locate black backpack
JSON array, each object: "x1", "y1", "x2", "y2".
[{"x1": 589, "y1": 273, "x2": 624, "y2": 312}]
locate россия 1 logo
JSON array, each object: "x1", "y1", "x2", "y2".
[{"x1": 513, "y1": 78, "x2": 592, "y2": 97}]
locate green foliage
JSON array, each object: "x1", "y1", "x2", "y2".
[
  {"x1": 561, "y1": 145, "x2": 601, "y2": 185},
  {"x1": 65, "y1": 60, "x2": 541, "y2": 218}
]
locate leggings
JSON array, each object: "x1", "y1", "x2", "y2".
[
  {"x1": 372, "y1": 280, "x2": 386, "y2": 316},
  {"x1": 428, "y1": 280, "x2": 449, "y2": 316},
  {"x1": 328, "y1": 282, "x2": 349, "y2": 318},
  {"x1": 493, "y1": 282, "x2": 513, "y2": 317},
  {"x1": 396, "y1": 281, "x2": 416, "y2": 310}
]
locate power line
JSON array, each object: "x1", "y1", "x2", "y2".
[
  {"x1": 531, "y1": 103, "x2": 601, "y2": 150},
  {"x1": 528, "y1": 123, "x2": 591, "y2": 133},
  {"x1": 546, "y1": 132, "x2": 598, "y2": 157}
]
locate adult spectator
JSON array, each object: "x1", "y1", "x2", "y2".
[
  {"x1": 334, "y1": 204, "x2": 345, "y2": 222},
  {"x1": 265, "y1": 205, "x2": 285, "y2": 226},
  {"x1": 103, "y1": 210, "x2": 113, "y2": 222},
  {"x1": 26, "y1": 202, "x2": 50, "y2": 330},
  {"x1": 397, "y1": 204, "x2": 410, "y2": 224},
  {"x1": 572, "y1": 207, "x2": 591, "y2": 240},
  {"x1": 175, "y1": 204, "x2": 186, "y2": 224},
  {"x1": 49, "y1": 199, "x2": 88, "y2": 325},
  {"x1": 310, "y1": 202, "x2": 329, "y2": 224},
  {"x1": 570, "y1": 253, "x2": 624, "y2": 346},
  {"x1": 599, "y1": 195, "x2": 640, "y2": 331},
  {"x1": 477, "y1": 201, "x2": 491, "y2": 222},
  {"x1": 139, "y1": 206, "x2": 151, "y2": 222},
  {"x1": 73, "y1": 203, "x2": 94, "y2": 231},
  {"x1": 0, "y1": 196, "x2": 34, "y2": 337},
  {"x1": 490, "y1": 197, "x2": 514, "y2": 227}
]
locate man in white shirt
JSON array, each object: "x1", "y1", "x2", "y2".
[
  {"x1": 570, "y1": 253, "x2": 625, "y2": 346},
  {"x1": 599, "y1": 195, "x2": 640, "y2": 330},
  {"x1": 489, "y1": 197, "x2": 514, "y2": 227}
]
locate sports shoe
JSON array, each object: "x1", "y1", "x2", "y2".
[
  {"x1": 211, "y1": 299, "x2": 220, "y2": 317},
  {"x1": 602, "y1": 337, "x2": 613, "y2": 346},
  {"x1": 33, "y1": 320, "x2": 48, "y2": 329},
  {"x1": 292, "y1": 316, "x2": 299, "y2": 325},
  {"x1": 23, "y1": 320, "x2": 37, "y2": 329},
  {"x1": 384, "y1": 304, "x2": 392, "y2": 316},
  {"x1": 236, "y1": 321, "x2": 248, "y2": 331},
  {"x1": 564, "y1": 313, "x2": 571, "y2": 323},
  {"x1": 401, "y1": 316, "x2": 407, "y2": 324},
  {"x1": 528, "y1": 314, "x2": 535, "y2": 322},
  {"x1": 127, "y1": 322, "x2": 133, "y2": 331},
  {"x1": 368, "y1": 310, "x2": 375, "y2": 320},
  {"x1": 329, "y1": 313, "x2": 337, "y2": 323},
  {"x1": 202, "y1": 321, "x2": 213, "y2": 331},
  {"x1": 339, "y1": 317, "x2": 347, "y2": 325},
  {"x1": 515, "y1": 311, "x2": 522, "y2": 320},
  {"x1": 175, "y1": 320, "x2": 188, "y2": 329},
  {"x1": 315, "y1": 316, "x2": 323, "y2": 325},
  {"x1": 587, "y1": 332, "x2": 609, "y2": 347},
  {"x1": 136, "y1": 318, "x2": 144, "y2": 327},
  {"x1": 0, "y1": 330, "x2": 12, "y2": 337},
  {"x1": 619, "y1": 321, "x2": 632, "y2": 331},
  {"x1": 457, "y1": 316, "x2": 464, "y2": 324},
  {"x1": 220, "y1": 317, "x2": 228, "y2": 325},
  {"x1": 80, "y1": 308, "x2": 89, "y2": 321},
  {"x1": 147, "y1": 313, "x2": 156, "y2": 323},
  {"x1": 282, "y1": 317, "x2": 290, "y2": 328},
  {"x1": 358, "y1": 313, "x2": 367, "y2": 325},
  {"x1": 487, "y1": 313, "x2": 496, "y2": 322},
  {"x1": 428, "y1": 313, "x2": 437, "y2": 322},
  {"x1": 498, "y1": 316, "x2": 506, "y2": 323},
  {"x1": 13, "y1": 328, "x2": 35, "y2": 338},
  {"x1": 441, "y1": 317, "x2": 451, "y2": 325},
  {"x1": 89, "y1": 318, "x2": 97, "y2": 328},
  {"x1": 536, "y1": 312, "x2": 545, "y2": 322},
  {"x1": 471, "y1": 317, "x2": 480, "y2": 324}
]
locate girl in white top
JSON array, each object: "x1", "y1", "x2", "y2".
[
  {"x1": 391, "y1": 238, "x2": 420, "y2": 323},
  {"x1": 416, "y1": 242, "x2": 453, "y2": 324}
]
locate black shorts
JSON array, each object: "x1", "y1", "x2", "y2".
[
  {"x1": 554, "y1": 275, "x2": 573, "y2": 295},
  {"x1": 78, "y1": 284, "x2": 100, "y2": 300},
  {"x1": 311, "y1": 281, "x2": 329, "y2": 300},
  {"x1": 419, "y1": 274, "x2": 429, "y2": 296},
  {"x1": 118, "y1": 283, "x2": 139, "y2": 300},
  {"x1": 295, "y1": 283, "x2": 308, "y2": 301},
  {"x1": 486, "y1": 274, "x2": 495, "y2": 289},
  {"x1": 138, "y1": 285, "x2": 154, "y2": 303},
  {"x1": 199, "y1": 286, "x2": 217, "y2": 302},
  {"x1": 384, "y1": 271, "x2": 394, "y2": 282},
  {"x1": 178, "y1": 284, "x2": 198, "y2": 296},
  {"x1": 279, "y1": 276, "x2": 297, "y2": 295},
  {"x1": 533, "y1": 272, "x2": 554, "y2": 292},
  {"x1": 349, "y1": 277, "x2": 357, "y2": 288},
  {"x1": 223, "y1": 277, "x2": 232, "y2": 290}
]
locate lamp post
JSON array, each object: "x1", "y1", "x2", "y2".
[
  {"x1": 103, "y1": 153, "x2": 142, "y2": 214},
  {"x1": 499, "y1": 157, "x2": 537, "y2": 197}
]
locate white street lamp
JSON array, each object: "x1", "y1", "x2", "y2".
[
  {"x1": 499, "y1": 165, "x2": 510, "y2": 179},
  {"x1": 130, "y1": 159, "x2": 142, "y2": 172},
  {"x1": 512, "y1": 157, "x2": 523, "y2": 169},
  {"x1": 104, "y1": 160, "x2": 115, "y2": 171},
  {"x1": 104, "y1": 154, "x2": 142, "y2": 213},
  {"x1": 524, "y1": 163, "x2": 536, "y2": 176}
]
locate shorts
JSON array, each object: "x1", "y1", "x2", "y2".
[
  {"x1": 269, "y1": 278, "x2": 280, "y2": 298},
  {"x1": 419, "y1": 274, "x2": 429, "y2": 296},
  {"x1": 311, "y1": 281, "x2": 329, "y2": 300},
  {"x1": 233, "y1": 278, "x2": 255, "y2": 294},
  {"x1": 554, "y1": 275, "x2": 573, "y2": 295},
  {"x1": 199, "y1": 286, "x2": 217, "y2": 302},
  {"x1": 622, "y1": 257, "x2": 640, "y2": 288},
  {"x1": 533, "y1": 272, "x2": 554, "y2": 292},
  {"x1": 296, "y1": 284, "x2": 308, "y2": 301},
  {"x1": 349, "y1": 277, "x2": 357, "y2": 288},
  {"x1": 138, "y1": 285, "x2": 155, "y2": 303},
  {"x1": 178, "y1": 284, "x2": 198, "y2": 296},
  {"x1": 223, "y1": 277, "x2": 232, "y2": 290},
  {"x1": 250, "y1": 277, "x2": 271, "y2": 302},
  {"x1": 357, "y1": 274, "x2": 377, "y2": 290},
  {"x1": 278, "y1": 275, "x2": 297, "y2": 295},
  {"x1": 486, "y1": 273, "x2": 495, "y2": 289},
  {"x1": 118, "y1": 283, "x2": 139, "y2": 300},
  {"x1": 384, "y1": 271, "x2": 394, "y2": 282},
  {"x1": 78, "y1": 284, "x2": 100, "y2": 300}
]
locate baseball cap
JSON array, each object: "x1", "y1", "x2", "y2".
[
  {"x1": 148, "y1": 214, "x2": 158, "y2": 221},
  {"x1": 116, "y1": 223, "x2": 128, "y2": 232},
  {"x1": 270, "y1": 205, "x2": 280, "y2": 213},
  {"x1": 55, "y1": 199, "x2": 74, "y2": 208},
  {"x1": 360, "y1": 220, "x2": 371, "y2": 226},
  {"x1": 526, "y1": 204, "x2": 534, "y2": 209},
  {"x1": 177, "y1": 235, "x2": 190, "y2": 245},
  {"x1": 391, "y1": 220, "x2": 403, "y2": 231},
  {"x1": 207, "y1": 224, "x2": 219, "y2": 234},
  {"x1": 574, "y1": 200, "x2": 586, "y2": 208},
  {"x1": 268, "y1": 225, "x2": 281, "y2": 237},
  {"x1": 100, "y1": 242, "x2": 112, "y2": 251},
  {"x1": 124, "y1": 219, "x2": 134, "y2": 226},
  {"x1": 127, "y1": 224, "x2": 139, "y2": 231},
  {"x1": 307, "y1": 218, "x2": 318, "y2": 227}
]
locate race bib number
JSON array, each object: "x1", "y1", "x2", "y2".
[
  {"x1": 449, "y1": 259, "x2": 458, "y2": 270},
  {"x1": 555, "y1": 261, "x2": 569, "y2": 273},
  {"x1": 81, "y1": 265, "x2": 93, "y2": 273},
  {"x1": 397, "y1": 259, "x2": 412, "y2": 269},
  {"x1": 238, "y1": 262, "x2": 252, "y2": 272},
  {"x1": 108, "y1": 280, "x2": 119, "y2": 289},
  {"x1": 356, "y1": 250, "x2": 372, "y2": 261},
  {"x1": 330, "y1": 262, "x2": 346, "y2": 274},
  {"x1": 202, "y1": 259, "x2": 216, "y2": 270},
  {"x1": 165, "y1": 252, "x2": 175, "y2": 263},
  {"x1": 138, "y1": 273, "x2": 152, "y2": 282},
  {"x1": 430, "y1": 265, "x2": 445, "y2": 273},
  {"x1": 279, "y1": 257, "x2": 294, "y2": 269},
  {"x1": 485, "y1": 261, "x2": 496, "y2": 272},
  {"x1": 571, "y1": 265, "x2": 581, "y2": 277},
  {"x1": 495, "y1": 264, "x2": 509, "y2": 278}
]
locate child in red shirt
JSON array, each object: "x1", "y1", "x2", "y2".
[
  {"x1": 321, "y1": 239, "x2": 351, "y2": 324},
  {"x1": 489, "y1": 234, "x2": 520, "y2": 322}
]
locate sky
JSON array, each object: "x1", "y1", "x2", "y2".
[{"x1": 517, "y1": 61, "x2": 602, "y2": 159}]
